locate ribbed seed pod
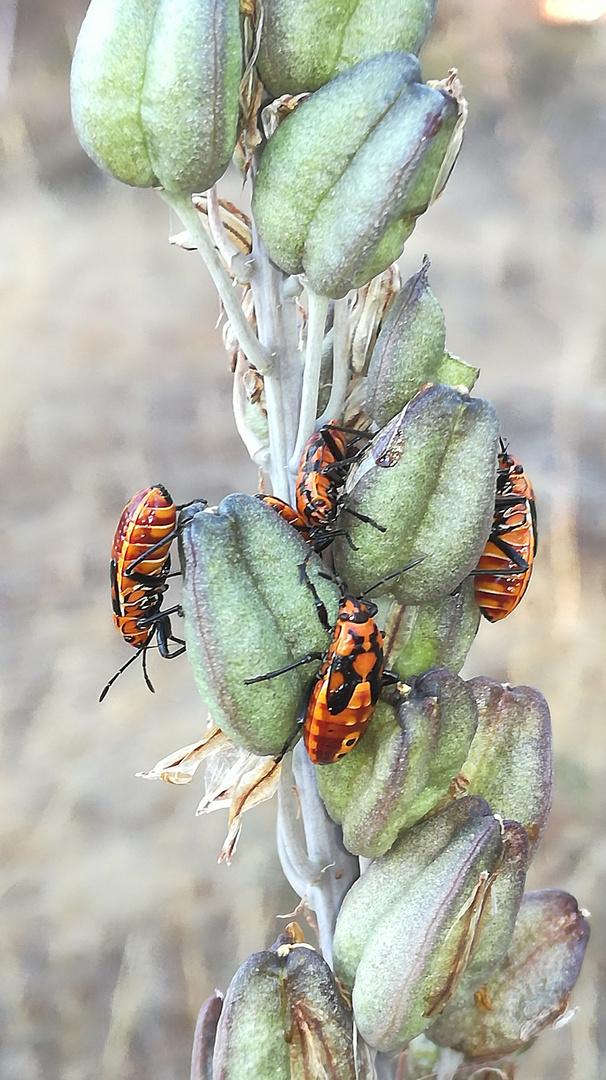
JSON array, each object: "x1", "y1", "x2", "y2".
[
  {"x1": 179, "y1": 494, "x2": 339, "y2": 757},
  {"x1": 366, "y1": 257, "x2": 479, "y2": 425},
  {"x1": 428, "y1": 890, "x2": 590, "y2": 1059},
  {"x1": 253, "y1": 53, "x2": 463, "y2": 298},
  {"x1": 257, "y1": 0, "x2": 438, "y2": 96},
  {"x1": 316, "y1": 669, "x2": 478, "y2": 857},
  {"x1": 212, "y1": 928, "x2": 356, "y2": 1079},
  {"x1": 334, "y1": 383, "x2": 500, "y2": 604},
  {"x1": 333, "y1": 796, "x2": 495, "y2": 990},
  {"x1": 71, "y1": 0, "x2": 243, "y2": 193},
  {"x1": 460, "y1": 678, "x2": 554, "y2": 859},
  {"x1": 383, "y1": 579, "x2": 480, "y2": 680}
]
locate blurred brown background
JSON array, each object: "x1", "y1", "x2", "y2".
[{"x1": 1, "y1": 0, "x2": 604, "y2": 1076}]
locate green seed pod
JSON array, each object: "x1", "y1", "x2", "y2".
[
  {"x1": 366, "y1": 257, "x2": 479, "y2": 426},
  {"x1": 460, "y1": 678, "x2": 554, "y2": 858},
  {"x1": 257, "y1": 0, "x2": 438, "y2": 97},
  {"x1": 252, "y1": 53, "x2": 462, "y2": 298},
  {"x1": 383, "y1": 578, "x2": 480, "y2": 680},
  {"x1": 428, "y1": 889, "x2": 590, "y2": 1059},
  {"x1": 334, "y1": 383, "x2": 500, "y2": 604},
  {"x1": 179, "y1": 494, "x2": 339, "y2": 757},
  {"x1": 316, "y1": 670, "x2": 478, "y2": 858},
  {"x1": 350, "y1": 809, "x2": 504, "y2": 1050},
  {"x1": 71, "y1": 0, "x2": 242, "y2": 193},
  {"x1": 333, "y1": 796, "x2": 495, "y2": 990},
  {"x1": 213, "y1": 930, "x2": 356, "y2": 1079}
]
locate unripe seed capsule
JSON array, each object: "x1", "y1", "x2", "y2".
[
  {"x1": 179, "y1": 494, "x2": 339, "y2": 757},
  {"x1": 212, "y1": 929, "x2": 356, "y2": 1078},
  {"x1": 316, "y1": 670, "x2": 478, "y2": 858},
  {"x1": 253, "y1": 54, "x2": 463, "y2": 298},
  {"x1": 258, "y1": 0, "x2": 439, "y2": 97},
  {"x1": 334, "y1": 383, "x2": 500, "y2": 604},
  {"x1": 428, "y1": 889, "x2": 590, "y2": 1059},
  {"x1": 71, "y1": 0, "x2": 243, "y2": 193}
]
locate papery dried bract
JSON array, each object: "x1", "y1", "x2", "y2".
[
  {"x1": 348, "y1": 264, "x2": 402, "y2": 376},
  {"x1": 138, "y1": 727, "x2": 281, "y2": 862},
  {"x1": 214, "y1": 754, "x2": 282, "y2": 864},
  {"x1": 430, "y1": 821, "x2": 530, "y2": 1014},
  {"x1": 136, "y1": 723, "x2": 230, "y2": 784}
]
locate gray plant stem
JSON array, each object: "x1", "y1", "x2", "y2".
[
  {"x1": 249, "y1": 221, "x2": 303, "y2": 501},
  {"x1": 288, "y1": 288, "x2": 330, "y2": 478},
  {"x1": 316, "y1": 295, "x2": 350, "y2": 428},
  {"x1": 288, "y1": 741, "x2": 360, "y2": 968},
  {"x1": 172, "y1": 178, "x2": 366, "y2": 1051},
  {"x1": 436, "y1": 1049, "x2": 465, "y2": 1080}
]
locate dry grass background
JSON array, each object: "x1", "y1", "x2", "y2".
[{"x1": 0, "y1": 0, "x2": 604, "y2": 1077}]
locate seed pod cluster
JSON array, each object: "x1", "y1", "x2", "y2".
[
  {"x1": 177, "y1": 376, "x2": 501, "y2": 768},
  {"x1": 79, "y1": 0, "x2": 587, "y2": 1068}
]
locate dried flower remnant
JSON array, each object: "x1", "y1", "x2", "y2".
[{"x1": 138, "y1": 724, "x2": 281, "y2": 864}]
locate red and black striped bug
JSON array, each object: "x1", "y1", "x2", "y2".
[
  {"x1": 301, "y1": 594, "x2": 387, "y2": 763},
  {"x1": 100, "y1": 485, "x2": 207, "y2": 701},
  {"x1": 295, "y1": 421, "x2": 351, "y2": 531},
  {"x1": 473, "y1": 443, "x2": 537, "y2": 622},
  {"x1": 294, "y1": 420, "x2": 384, "y2": 547},
  {"x1": 255, "y1": 421, "x2": 380, "y2": 557},
  {"x1": 244, "y1": 560, "x2": 422, "y2": 764}
]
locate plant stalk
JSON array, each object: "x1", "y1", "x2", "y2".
[
  {"x1": 288, "y1": 288, "x2": 330, "y2": 476},
  {"x1": 249, "y1": 221, "x2": 302, "y2": 500},
  {"x1": 289, "y1": 741, "x2": 359, "y2": 967}
]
